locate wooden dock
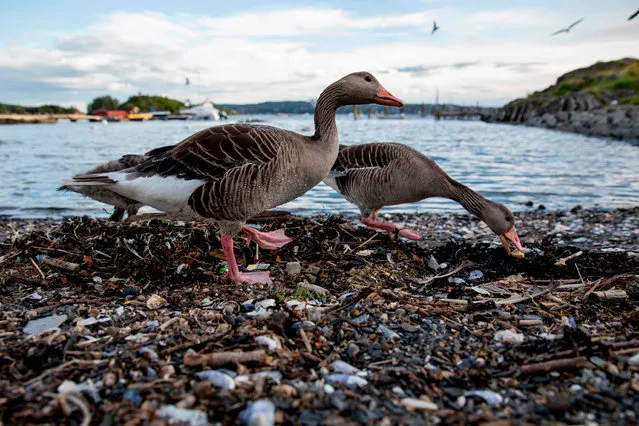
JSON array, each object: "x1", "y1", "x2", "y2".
[
  {"x1": 0, "y1": 113, "x2": 101, "y2": 124},
  {"x1": 434, "y1": 109, "x2": 483, "y2": 121}
]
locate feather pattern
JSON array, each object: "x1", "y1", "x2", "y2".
[{"x1": 326, "y1": 142, "x2": 494, "y2": 218}]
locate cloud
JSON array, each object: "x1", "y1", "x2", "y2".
[{"x1": 0, "y1": 6, "x2": 637, "y2": 109}]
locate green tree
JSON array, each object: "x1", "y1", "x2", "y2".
[{"x1": 87, "y1": 96, "x2": 120, "y2": 113}]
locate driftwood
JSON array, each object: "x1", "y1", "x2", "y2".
[
  {"x1": 183, "y1": 349, "x2": 267, "y2": 367},
  {"x1": 520, "y1": 357, "x2": 590, "y2": 375}
]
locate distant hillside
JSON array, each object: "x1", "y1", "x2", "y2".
[
  {"x1": 119, "y1": 95, "x2": 186, "y2": 114},
  {"x1": 531, "y1": 57, "x2": 639, "y2": 105},
  {"x1": 482, "y1": 58, "x2": 639, "y2": 140},
  {"x1": 0, "y1": 103, "x2": 76, "y2": 114}
]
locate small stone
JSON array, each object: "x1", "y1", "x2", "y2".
[
  {"x1": 255, "y1": 335, "x2": 281, "y2": 353},
  {"x1": 146, "y1": 294, "x2": 167, "y2": 310},
  {"x1": 468, "y1": 270, "x2": 484, "y2": 280},
  {"x1": 376, "y1": 324, "x2": 400, "y2": 342},
  {"x1": 271, "y1": 384, "x2": 297, "y2": 399},
  {"x1": 347, "y1": 343, "x2": 360, "y2": 359},
  {"x1": 123, "y1": 389, "x2": 143, "y2": 407},
  {"x1": 104, "y1": 372, "x2": 117, "y2": 387},
  {"x1": 627, "y1": 353, "x2": 639, "y2": 365},
  {"x1": 330, "y1": 360, "x2": 360, "y2": 375},
  {"x1": 494, "y1": 329, "x2": 524, "y2": 344},
  {"x1": 156, "y1": 406, "x2": 209, "y2": 426},
  {"x1": 286, "y1": 261, "x2": 302, "y2": 275},
  {"x1": 400, "y1": 398, "x2": 438, "y2": 411},
  {"x1": 240, "y1": 399, "x2": 275, "y2": 426},
  {"x1": 196, "y1": 370, "x2": 235, "y2": 390},
  {"x1": 160, "y1": 365, "x2": 176, "y2": 379},
  {"x1": 325, "y1": 374, "x2": 368, "y2": 388},
  {"x1": 460, "y1": 390, "x2": 503, "y2": 406}
]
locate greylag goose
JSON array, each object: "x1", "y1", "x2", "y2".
[
  {"x1": 59, "y1": 153, "x2": 148, "y2": 221},
  {"x1": 324, "y1": 143, "x2": 524, "y2": 256},
  {"x1": 63, "y1": 72, "x2": 403, "y2": 284}
]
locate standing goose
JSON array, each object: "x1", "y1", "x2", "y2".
[
  {"x1": 59, "y1": 153, "x2": 149, "y2": 221},
  {"x1": 63, "y1": 72, "x2": 403, "y2": 284},
  {"x1": 324, "y1": 143, "x2": 524, "y2": 256}
]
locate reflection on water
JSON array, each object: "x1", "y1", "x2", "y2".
[{"x1": 0, "y1": 115, "x2": 637, "y2": 219}]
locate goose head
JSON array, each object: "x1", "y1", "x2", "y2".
[
  {"x1": 482, "y1": 202, "x2": 524, "y2": 256},
  {"x1": 333, "y1": 72, "x2": 404, "y2": 107}
]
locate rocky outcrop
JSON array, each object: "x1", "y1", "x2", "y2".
[
  {"x1": 482, "y1": 94, "x2": 639, "y2": 140},
  {"x1": 482, "y1": 58, "x2": 639, "y2": 141}
]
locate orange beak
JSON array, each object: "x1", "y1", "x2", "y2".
[
  {"x1": 374, "y1": 84, "x2": 404, "y2": 107},
  {"x1": 498, "y1": 225, "x2": 524, "y2": 257}
]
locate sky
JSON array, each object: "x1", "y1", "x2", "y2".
[{"x1": 0, "y1": 0, "x2": 637, "y2": 111}]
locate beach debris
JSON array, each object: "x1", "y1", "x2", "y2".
[
  {"x1": 510, "y1": 249, "x2": 525, "y2": 259},
  {"x1": 23, "y1": 314, "x2": 68, "y2": 335},
  {"x1": 458, "y1": 390, "x2": 503, "y2": 407},
  {"x1": 356, "y1": 249, "x2": 373, "y2": 256},
  {"x1": 591, "y1": 290, "x2": 628, "y2": 300},
  {"x1": 146, "y1": 294, "x2": 168, "y2": 310},
  {"x1": 286, "y1": 261, "x2": 302, "y2": 275},
  {"x1": 240, "y1": 399, "x2": 275, "y2": 426},
  {"x1": 427, "y1": 255, "x2": 442, "y2": 270},
  {"x1": 196, "y1": 370, "x2": 236, "y2": 390},
  {"x1": 555, "y1": 251, "x2": 583, "y2": 267},
  {"x1": 494, "y1": 329, "x2": 525, "y2": 344},
  {"x1": 297, "y1": 281, "x2": 329, "y2": 297},
  {"x1": 468, "y1": 270, "x2": 484, "y2": 280},
  {"x1": 399, "y1": 398, "x2": 438, "y2": 411},
  {"x1": 38, "y1": 254, "x2": 79, "y2": 271},
  {"x1": 247, "y1": 263, "x2": 270, "y2": 271},
  {"x1": 156, "y1": 405, "x2": 209, "y2": 426}
]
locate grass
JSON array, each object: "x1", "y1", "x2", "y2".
[{"x1": 541, "y1": 59, "x2": 639, "y2": 104}]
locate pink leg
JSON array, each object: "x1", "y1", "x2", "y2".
[
  {"x1": 361, "y1": 210, "x2": 421, "y2": 241},
  {"x1": 220, "y1": 235, "x2": 272, "y2": 285},
  {"x1": 241, "y1": 226, "x2": 292, "y2": 250}
]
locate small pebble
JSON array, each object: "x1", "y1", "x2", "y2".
[
  {"x1": 286, "y1": 261, "x2": 302, "y2": 275},
  {"x1": 494, "y1": 329, "x2": 524, "y2": 344},
  {"x1": 240, "y1": 399, "x2": 275, "y2": 426},
  {"x1": 146, "y1": 294, "x2": 167, "y2": 310}
]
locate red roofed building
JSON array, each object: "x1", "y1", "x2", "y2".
[{"x1": 93, "y1": 110, "x2": 128, "y2": 120}]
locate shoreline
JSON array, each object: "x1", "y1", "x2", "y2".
[{"x1": 1, "y1": 207, "x2": 637, "y2": 424}]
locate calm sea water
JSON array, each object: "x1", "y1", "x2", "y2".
[{"x1": 1, "y1": 115, "x2": 637, "y2": 219}]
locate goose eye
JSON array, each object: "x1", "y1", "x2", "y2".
[
  {"x1": 364, "y1": 75, "x2": 372, "y2": 82},
  {"x1": 505, "y1": 216, "x2": 512, "y2": 222}
]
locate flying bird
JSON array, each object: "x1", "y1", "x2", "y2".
[
  {"x1": 431, "y1": 20, "x2": 439, "y2": 35},
  {"x1": 551, "y1": 18, "x2": 583, "y2": 36},
  {"x1": 629, "y1": 9, "x2": 639, "y2": 20},
  {"x1": 185, "y1": 77, "x2": 190, "y2": 85}
]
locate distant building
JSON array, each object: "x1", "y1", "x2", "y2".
[{"x1": 93, "y1": 110, "x2": 129, "y2": 121}]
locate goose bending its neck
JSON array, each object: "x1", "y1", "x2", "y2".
[
  {"x1": 324, "y1": 143, "x2": 524, "y2": 257},
  {"x1": 64, "y1": 72, "x2": 403, "y2": 284}
]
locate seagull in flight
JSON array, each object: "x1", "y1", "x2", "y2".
[
  {"x1": 629, "y1": 9, "x2": 639, "y2": 20},
  {"x1": 431, "y1": 20, "x2": 439, "y2": 35},
  {"x1": 551, "y1": 18, "x2": 583, "y2": 36}
]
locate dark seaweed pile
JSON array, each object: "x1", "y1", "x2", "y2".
[{"x1": 0, "y1": 208, "x2": 638, "y2": 425}]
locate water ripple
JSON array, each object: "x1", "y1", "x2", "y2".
[{"x1": 0, "y1": 116, "x2": 637, "y2": 219}]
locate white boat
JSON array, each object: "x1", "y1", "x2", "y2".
[{"x1": 180, "y1": 100, "x2": 221, "y2": 120}]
